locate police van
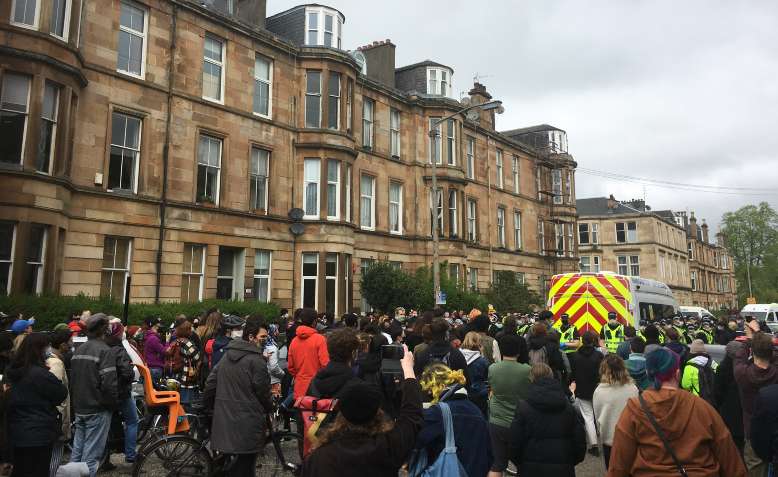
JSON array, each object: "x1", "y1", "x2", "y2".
[
  {"x1": 547, "y1": 272, "x2": 679, "y2": 332},
  {"x1": 679, "y1": 306, "x2": 716, "y2": 320},
  {"x1": 741, "y1": 303, "x2": 778, "y2": 333}
]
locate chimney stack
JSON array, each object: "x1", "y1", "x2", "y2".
[
  {"x1": 468, "y1": 82, "x2": 495, "y2": 130},
  {"x1": 357, "y1": 39, "x2": 395, "y2": 88},
  {"x1": 701, "y1": 219, "x2": 709, "y2": 243},
  {"x1": 234, "y1": 0, "x2": 267, "y2": 28},
  {"x1": 607, "y1": 194, "x2": 617, "y2": 212},
  {"x1": 689, "y1": 212, "x2": 698, "y2": 240}
]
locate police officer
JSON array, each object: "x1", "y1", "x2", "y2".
[
  {"x1": 600, "y1": 312, "x2": 624, "y2": 353},
  {"x1": 558, "y1": 313, "x2": 580, "y2": 354},
  {"x1": 517, "y1": 315, "x2": 531, "y2": 337},
  {"x1": 672, "y1": 316, "x2": 689, "y2": 345}
]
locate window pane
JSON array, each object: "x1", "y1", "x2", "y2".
[
  {"x1": 254, "y1": 250, "x2": 270, "y2": 274},
  {"x1": 50, "y1": 0, "x2": 67, "y2": 36},
  {"x1": 1, "y1": 74, "x2": 30, "y2": 112},
  {"x1": 255, "y1": 56, "x2": 270, "y2": 80},
  {"x1": 203, "y1": 63, "x2": 222, "y2": 99},
  {"x1": 306, "y1": 71, "x2": 320, "y2": 93},
  {"x1": 217, "y1": 247, "x2": 234, "y2": 276},
  {"x1": 204, "y1": 37, "x2": 222, "y2": 61},
  {"x1": 13, "y1": 0, "x2": 37, "y2": 25},
  {"x1": 0, "y1": 224, "x2": 13, "y2": 260}
]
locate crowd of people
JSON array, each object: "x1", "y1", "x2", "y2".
[{"x1": 0, "y1": 304, "x2": 776, "y2": 477}]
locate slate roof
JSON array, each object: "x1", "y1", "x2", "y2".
[
  {"x1": 576, "y1": 197, "x2": 646, "y2": 216},
  {"x1": 501, "y1": 124, "x2": 565, "y2": 136},
  {"x1": 394, "y1": 60, "x2": 451, "y2": 73}
]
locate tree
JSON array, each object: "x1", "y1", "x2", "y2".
[
  {"x1": 484, "y1": 271, "x2": 543, "y2": 314},
  {"x1": 721, "y1": 202, "x2": 778, "y2": 303}
]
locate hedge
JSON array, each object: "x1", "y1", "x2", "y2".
[{"x1": 0, "y1": 294, "x2": 280, "y2": 330}]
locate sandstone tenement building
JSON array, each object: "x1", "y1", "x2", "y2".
[{"x1": 0, "y1": 0, "x2": 578, "y2": 312}]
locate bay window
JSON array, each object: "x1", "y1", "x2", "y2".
[
  {"x1": 448, "y1": 189, "x2": 458, "y2": 237},
  {"x1": 303, "y1": 158, "x2": 320, "y2": 219},
  {"x1": 446, "y1": 119, "x2": 456, "y2": 165},
  {"x1": 362, "y1": 98, "x2": 374, "y2": 148},
  {"x1": 23, "y1": 224, "x2": 46, "y2": 295},
  {"x1": 0, "y1": 73, "x2": 31, "y2": 165},
  {"x1": 467, "y1": 199, "x2": 477, "y2": 242},
  {"x1": 37, "y1": 82, "x2": 60, "y2": 174},
  {"x1": 327, "y1": 72, "x2": 340, "y2": 129},
  {"x1": 305, "y1": 71, "x2": 321, "y2": 128},
  {"x1": 326, "y1": 160, "x2": 340, "y2": 220}
]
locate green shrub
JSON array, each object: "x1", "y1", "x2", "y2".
[{"x1": 0, "y1": 294, "x2": 280, "y2": 330}]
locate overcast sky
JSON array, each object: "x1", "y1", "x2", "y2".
[{"x1": 272, "y1": 0, "x2": 778, "y2": 233}]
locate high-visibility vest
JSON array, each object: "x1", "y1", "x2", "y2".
[
  {"x1": 603, "y1": 324, "x2": 624, "y2": 353},
  {"x1": 517, "y1": 324, "x2": 530, "y2": 336},
  {"x1": 559, "y1": 325, "x2": 577, "y2": 354},
  {"x1": 674, "y1": 326, "x2": 688, "y2": 345}
]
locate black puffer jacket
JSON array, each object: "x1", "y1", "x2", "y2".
[
  {"x1": 203, "y1": 339, "x2": 272, "y2": 454},
  {"x1": 508, "y1": 377, "x2": 586, "y2": 477},
  {"x1": 414, "y1": 341, "x2": 468, "y2": 379},
  {"x1": 714, "y1": 354, "x2": 744, "y2": 446},
  {"x1": 569, "y1": 346, "x2": 603, "y2": 401},
  {"x1": 527, "y1": 335, "x2": 565, "y2": 377},
  {"x1": 7, "y1": 365, "x2": 68, "y2": 447},
  {"x1": 308, "y1": 361, "x2": 359, "y2": 398}
]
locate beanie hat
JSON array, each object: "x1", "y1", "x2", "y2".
[
  {"x1": 86, "y1": 313, "x2": 109, "y2": 332},
  {"x1": 645, "y1": 347, "x2": 680, "y2": 390},
  {"x1": 53, "y1": 323, "x2": 70, "y2": 332},
  {"x1": 689, "y1": 339, "x2": 706, "y2": 354},
  {"x1": 108, "y1": 320, "x2": 125, "y2": 340},
  {"x1": 338, "y1": 381, "x2": 383, "y2": 424}
]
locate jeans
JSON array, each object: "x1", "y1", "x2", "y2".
[
  {"x1": 71, "y1": 411, "x2": 112, "y2": 477},
  {"x1": 119, "y1": 396, "x2": 139, "y2": 461}
]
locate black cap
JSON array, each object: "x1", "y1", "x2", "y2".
[
  {"x1": 145, "y1": 316, "x2": 162, "y2": 328},
  {"x1": 608, "y1": 312, "x2": 617, "y2": 319},
  {"x1": 561, "y1": 313, "x2": 570, "y2": 319},
  {"x1": 339, "y1": 381, "x2": 383, "y2": 424}
]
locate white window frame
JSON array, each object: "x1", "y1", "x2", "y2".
[
  {"x1": 181, "y1": 243, "x2": 205, "y2": 302},
  {"x1": 196, "y1": 134, "x2": 222, "y2": 205},
  {"x1": 389, "y1": 181, "x2": 402, "y2": 235},
  {"x1": 468, "y1": 267, "x2": 478, "y2": 291},
  {"x1": 467, "y1": 198, "x2": 477, "y2": 242},
  {"x1": 327, "y1": 71, "x2": 340, "y2": 130},
  {"x1": 116, "y1": 1, "x2": 147, "y2": 78},
  {"x1": 325, "y1": 253, "x2": 338, "y2": 314},
  {"x1": 593, "y1": 256, "x2": 601, "y2": 273},
  {"x1": 362, "y1": 98, "x2": 374, "y2": 148},
  {"x1": 567, "y1": 223, "x2": 574, "y2": 257},
  {"x1": 448, "y1": 189, "x2": 458, "y2": 237},
  {"x1": 429, "y1": 188, "x2": 443, "y2": 236},
  {"x1": 346, "y1": 80, "x2": 353, "y2": 132},
  {"x1": 617, "y1": 255, "x2": 628, "y2": 275},
  {"x1": 466, "y1": 137, "x2": 475, "y2": 179},
  {"x1": 326, "y1": 159, "x2": 340, "y2": 220},
  {"x1": 303, "y1": 158, "x2": 321, "y2": 220},
  {"x1": 538, "y1": 219, "x2": 546, "y2": 256},
  {"x1": 0, "y1": 223, "x2": 16, "y2": 295},
  {"x1": 304, "y1": 6, "x2": 343, "y2": 47},
  {"x1": 24, "y1": 225, "x2": 46, "y2": 295},
  {"x1": 49, "y1": 0, "x2": 71, "y2": 40},
  {"x1": 555, "y1": 223, "x2": 564, "y2": 257},
  {"x1": 202, "y1": 34, "x2": 225, "y2": 103},
  {"x1": 1, "y1": 73, "x2": 31, "y2": 165},
  {"x1": 323, "y1": 13, "x2": 334, "y2": 48},
  {"x1": 249, "y1": 147, "x2": 269, "y2": 212},
  {"x1": 101, "y1": 237, "x2": 132, "y2": 303},
  {"x1": 514, "y1": 210, "x2": 522, "y2": 250},
  {"x1": 360, "y1": 173, "x2": 375, "y2": 230},
  {"x1": 446, "y1": 119, "x2": 456, "y2": 166},
  {"x1": 10, "y1": 0, "x2": 40, "y2": 30},
  {"x1": 345, "y1": 164, "x2": 352, "y2": 222},
  {"x1": 566, "y1": 169, "x2": 573, "y2": 204},
  {"x1": 108, "y1": 111, "x2": 141, "y2": 193},
  {"x1": 38, "y1": 81, "x2": 59, "y2": 175},
  {"x1": 616, "y1": 221, "x2": 637, "y2": 243},
  {"x1": 630, "y1": 255, "x2": 640, "y2": 276},
  {"x1": 301, "y1": 252, "x2": 319, "y2": 309},
  {"x1": 305, "y1": 70, "x2": 322, "y2": 128},
  {"x1": 591, "y1": 223, "x2": 599, "y2": 244},
  {"x1": 253, "y1": 249, "x2": 272, "y2": 303},
  {"x1": 429, "y1": 117, "x2": 442, "y2": 164},
  {"x1": 496, "y1": 149, "x2": 504, "y2": 188},
  {"x1": 578, "y1": 223, "x2": 590, "y2": 245},
  {"x1": 512, "y1": 155, "x2": 520, "y2": 194},
  {"x1": 390, "y1": 108, "x2": 400, "y2": 158},
  {"x1": 426, "y1": 67, "x2": 452, "y2": 96},
  {"x1": 580, "y1": 256, "x2": 591, "y2": 273},
  {"x1": 536, "y1": 166, "x2": 542, "y2": 200},
  {"x1": 552, "y1": 169, "x2": 563, "y2": 204},
  {"x1": 497, "y1": 207, "x2": 506, "y2": 247},
  {"x1": 253, "y1": 54, "x2": 272, "y2": 119}
]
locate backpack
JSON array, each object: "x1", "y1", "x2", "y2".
[
  {"x1": 428, "y1": 351, "x2": 451, "y2": 368},
  {"x1": 165, "y1": 339, "x2": 184, "y2": 374},
  {"x1": 408, "y1": 402, "x2": 469, "y2": 477},
  {"x1": 294, "y1": 396, "x2": 339, "y2": 458},
  {"x1": 528, "y1": 346, "x2": 548, "y2": 366},
  {"x1": 688, "y1": 361, "x2": 715, "y2": 405}
]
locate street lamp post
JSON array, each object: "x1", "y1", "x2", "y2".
[{"x1": 429, "y1": 100, "x2": 503, "y2": 307}]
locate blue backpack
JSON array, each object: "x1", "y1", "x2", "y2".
[{"x1": 408, "y1": 402, "x2": 469, "y2": 477}]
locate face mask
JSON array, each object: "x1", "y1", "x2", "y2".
[
  {"x1": 231, "y1": 330, "x2": 243, "y2": 339},
  {"x1": 609, "y1": 319, "x2": 617, "y2": 326}
]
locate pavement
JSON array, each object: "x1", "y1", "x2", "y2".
[{"x1": 101, "y1": 451, "x2": 607, "y2": 476}]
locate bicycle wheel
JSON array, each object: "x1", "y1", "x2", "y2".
[
  {"x1": 133, "y1": 435, "x2": 212, "y2": 477},
  {"x1": 256, "y1": 432, "x2": 303, "y2": 476}
]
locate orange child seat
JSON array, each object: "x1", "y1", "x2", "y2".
[{"x1": 135, "y1": 363, "x2": 190, "y2": 435}]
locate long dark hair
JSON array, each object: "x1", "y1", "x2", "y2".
[{"x1": 8, "y1": 332, "x2": 49, "y2": 380}]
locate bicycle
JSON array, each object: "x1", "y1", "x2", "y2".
[{"x1": 132, "y1": 403, "x2": 303, "y2": 477}]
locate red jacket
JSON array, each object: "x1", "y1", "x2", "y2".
[{"x1": 287, "y1": 325, "x2": 329, "y2": 399}]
